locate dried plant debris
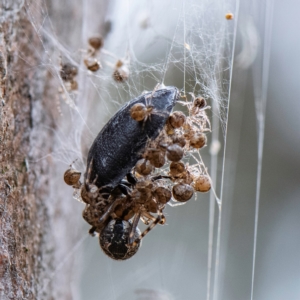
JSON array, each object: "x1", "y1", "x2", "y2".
[{"x1": 64, "y1": 85, "x2": 211, "y2": 260}]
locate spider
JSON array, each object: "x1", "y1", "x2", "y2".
[
  {"x1": 130, "y1": 84, "x2": 170, "y2": 123},
  {"x1": 65, "y1": 148, "x2": 173, "y2": 260},
  {"x1": 172, "y1": 93, "x2": 211, "y2": 150},
  {"x1": 178, "y1": 92, "x2": 211, "y2": 131},
  {"x1": 82, "y1": 36, "x2": 103, "y2": 72},
  {"x1": 87, "y1": 176, "x2": 171, "y2": 260},
  {"x1": 88, "y1": 36, "x2": 103, "y2": 55},
  {"x1": 99, "y1": 209, "x2": 163, "y2": 260},
  {"x1": 111, "y1": 51, "x2": 131, "y2": 82}
]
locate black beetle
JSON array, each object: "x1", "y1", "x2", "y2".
[{"x1": 85, "y1": 86, "x2": 179, "y2": 191}]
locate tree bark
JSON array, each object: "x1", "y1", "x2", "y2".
[{"x1": 0, "y1": 1, "x2": 83, "y2": 299}]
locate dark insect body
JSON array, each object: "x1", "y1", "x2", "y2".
[
  {"x1": 85, "y1": 86, "x2": 179, "y2": 190},
  {"x1": 64, "y1": 86, "x2": 211, "y2": 261},
  {"x1": 82, "y1": 86, "x2": 179, "y2": 260}
]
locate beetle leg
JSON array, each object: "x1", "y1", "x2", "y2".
[
  {"x1": 84, "y1": 158, "x2": 94, "y2": 190},
  {"x1": 89, "y1": 226, "x2": 97, "y2": 236},
  {"x1": 126, "y1": 172, "x2": 137, "y2": 185},
  {"x1": 91, "y1": 174, "x2": 98, "y2": 185},
  {"x1": 120, "y1": 180, "x2": 131, "y2": 187},
  {"x1": 114, "y1": 183, "x2": 131, "y2": 195}
]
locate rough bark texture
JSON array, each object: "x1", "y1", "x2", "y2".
[{"x1": 0, "y1": 1, "x2": 81, "y2": 299}]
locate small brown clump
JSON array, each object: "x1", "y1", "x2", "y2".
[
  {"x1": 193, "y1": 175, "x2": 211, "y2": 192},
  {"x1": 130, "y1": 103, "x2": 147, "y2": 121},
  {"x1": 181, "y1": 171, "x2": 193, "y2": 185},
  {"x1": 168, "y1": 111, "x2": 186, "y2": 128},
  {"x1": 64, "y1": 168, "x2": 81, "y2": 186},
  {"x1": 172, "y1": 183, "x2": 194, "y2": 202},
  {"x1": 114, "y1": 203, "x2": 135, "y2": 220},
  {"x1": 145, "y1": 199, "x2": 158, "y2": 213},
  {"x1": 172, "y1": 134, "x2": 186, "y2": 148},
  {"x1": 115, "y1": 59, "x2": 123, "y2": 68},
  {"x1": 193, "y1": 97, "x2": 206, "y2": 109},
  {"x1": 84, "y1": 58, "x2": 101, "y2": 72},
  {"x1": 169, "y1": 161, "x2": 185, "y2": 177},
  {"x1": 60, "y1": 63, "x2": 78, "y2": 82},
  {"x1": 146, "y1": 149, "x2": 165, "y2": 168},
  {"x1": 113, "y1": 60, "x2": 129, "y2": 82},
  {"x1": 132, "y1": 182, "x2": 153, "y2": 204},
  {"x1": 113, "y1": 68, "x2": 129, "y2": 82},
  {"x1": 153, "y1": 186, "x2": 172, "y2": 204},
  {"x1": 88, "y1": 36, "x2": 104, "y2": 50},
  {"x1": 225, "y1": 13, "x2": 234, "y2": 20},
  {"x1": 189, "y1": 133, "x2": 207, "y2": 149},
  {"x1": 135, "y1": 159, "x2": 153, "y2": 176},
  {"x1": 166, "y1": 144, "x2": 184, "y2": 162}
]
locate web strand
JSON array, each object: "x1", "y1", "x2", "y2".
[
  {"x1": 211, "y1": 0, "x2": 240, "y2": 298},
  {"x1": 250, "y1": 1, "x2": 274, "y2": 299}
]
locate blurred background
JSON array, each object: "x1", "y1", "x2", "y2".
[{"x1": 29, "y1": 0, "x2": 300, "y2": 299}]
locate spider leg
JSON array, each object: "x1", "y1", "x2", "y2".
[
  {"x1": 69, "y1": 158, "x2": 79, "y2": 169},
  {"x1": 140, "y1": 215, "x2": 150, "y2": 225},
  {"x1": 144, "y1": 83, "x2": 159, "y2": 117},
  {"x1": 141, "y1": 210, "x2": 165, "y2": 225},
  {"x1": 150, "y1": 83, "x2": 161, "y2": 98},
  {"x1": 189, "y1": 92, "x2": 196, "y2": 101},
  {"x1": 152, "y1": 109, "x2": 169, "y2": 118},
  {"x1": 151, "y1": 174, "x2": 171, "y2": 181},
  {"x1": 98, "y1": 193, "x2": 110, "y2": 199},
  {"x1": 141, "y1": 210, "x2": 156, "y2": 222},
  {"x1": 131, "y1": 210, "x2": 163, "y2": 247},
  {"x1": 145, "y1": 83, "x2": 160, "y2": 106},
  {"x1": 167, "y1": 200, "x2": 186, "y2": 207},
  {"x1": 128, "y1": 212, "x2": 141, "y2": 245},
  {"x1": 97, "y1": 197, "x2": 125, "y2": 228}
]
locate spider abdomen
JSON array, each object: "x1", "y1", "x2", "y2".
[{"x1": 99, "y1": 219, "x2": 141, "y2": 260}]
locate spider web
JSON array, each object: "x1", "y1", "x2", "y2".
[{"x1": 3, "y1": 0, "x2": 276, "y2": 299}]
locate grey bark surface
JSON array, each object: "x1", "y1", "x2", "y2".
[{"x1": 0, "y1": 1, "x2": 85, "y2": 299}]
